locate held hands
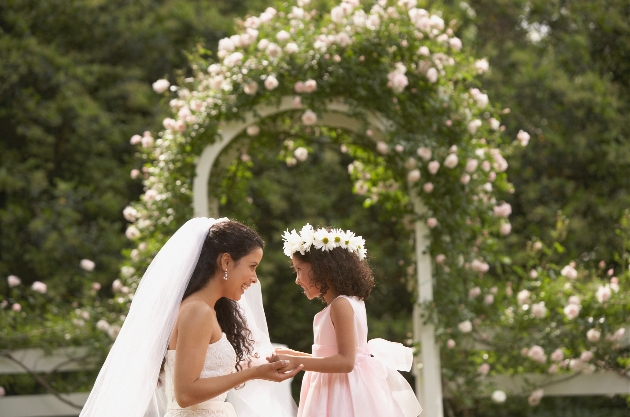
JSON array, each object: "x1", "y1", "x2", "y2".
[
  {"x1": 255, "y1": 358, "x2": 303, "y2": 382},
  {"x1": 267, "y1": 354, "x2": 299, "y2": 373}
]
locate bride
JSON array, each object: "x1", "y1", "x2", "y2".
[{"x1": 80, "y1": 218, "x2": 302, "y2": 417}]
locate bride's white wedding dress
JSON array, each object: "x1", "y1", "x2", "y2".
[{"x1": 163, "y1": 333, "x2": 237, "y2": 417}]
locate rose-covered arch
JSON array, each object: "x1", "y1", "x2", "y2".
[
  {"x1": 116, "y1": 0, "x2": 628, "y2": 415},
  {"x1": 123, "y1": 1, "x2": 521, "y2": 416}
]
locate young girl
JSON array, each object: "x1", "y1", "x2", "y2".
[{"x1": 271, "y1": 224, "x2": 422, "y2": 417}]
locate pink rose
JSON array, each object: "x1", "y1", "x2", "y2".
[
  {"x1": 152, "y1": 79, "x2": 170, "y2": 94},
  {"x1": 246, "y1": 125, "x2": 260, "y2": 136},
  {"x1": 294, "y1": 81, "x2": 305, "y2": 93},
  {"x1": 446, "y1": 339, "x2": 456, "y2": 349},
  {"x1": 112, "y1": 279, "x2": 123, "y2": 292},
  {"x1": 517, "y1": 289, "x2": 530, "y2": 305},
  {"x1": 376, "y1": 141, "x2": 389, "y2": 155},
  {"x1": 471, "y1": 259, "x2": 489, "y2": 273},
  {"x1": 528, "y1": 389, "x2": 544, "y2": 406},
  {"x1": 31, "y1": 281, "x2": 47, "y2": 294},
  {"x1": 460, "y1": 174, "x2": 471, "y2": 185},
  {"x1": 7, "y1": 275, "x2": 21, "y2": 287},
  {"x1": 474, "y1": 59, "x2": 489, "y2": 74},
  {"x1": 264, "y1": 75, "x2": 279, "y2": 90},
  {"x1": 527, "y1": 345, "x2": 546, "y2": 363},
  {"x1": 244, "y1": 82, "x2": 259, "y2": 95},
  {"x1": 12, "y1": 303, "x2": 21, "y2": 312},
  {"x1": 174, "y1": 120, "x2": 186, "y2": 132},
  {"x1": 276, "y1": 30, "x2": 290, "y2": 42},
  {"x1": 125, "y1": 226, "x2": 140, "y2": 240},
  {"x1": 500, "y1": 223, "x2": 512, "y2": 235},
  {"x1": 416, "y1": 147, "x2": 432, "y2": 161},
  {"x1": 129, "y1": 134, "x2": 141, "y2": 145},
  {"x1": 294, "y1": 147, "x2": 308, "y2": 162},
  {"x1": 407, "y1": 169, "x2": 421, "y2": 183},
  {"x1": 444, "y1": 154, "x2": 458, "y2": 169},
  {"x1": 301, "y1": 110, "x2": 317, "y2": 126},
  {"x1": 465, "y1": 158, "x2": 478, "y2": 173},
  {"x1": 80, "y1": 259, "x2": 95, "y2": 271},
  {"x1": 92, "y1": 282, "x2": 101, "y2": 291},
  {"x1": 493, "y1": 202, "x2": 512, "y2": 218},
  {"x1": 477, "y1": 363, "x2": 490, "y2": 375},
  {"x1": 458, "y1": 320, "x2": 472, "y2": 333},
  {"x1": 427, "y1": 161, "x2": 440, "y2": 175},
  {"x1": 423, "y1": 182, "x2": 434, "y2": 193},
  {"x1": 468, "y1": 119, "x2": 482, "y2": 134},
  {"x1": 531, "y1": 302, "x2": 547, "y2": 318},
  {"x1": 550, "y1": 349, "x2": 564, "y2": 362},
  {"x1": 304, "y1": 79, "x2": 317, "y2": 93},
  {"x1": 586, "y1": 329, "x2": 601, "y2": 342},
  {"x1": 563, "y1": 303, "x2": 580, "y2": 320},
  {"x1": 517, "y1": 130, "x2": 530, "y2": 146},
  {"x1": 162, "y1": 118, "x2": 176, "y2": 131},
  {"x1": 483, "y1": 294, "x2": 494, "y2": 305},
  {"x1": 595, "y1": 284, "x2": 611, "y2": 303},
  {"x1": 130, "y1": 169, "x2": 140, "y2": 179},
  {"x1": 435, "y1": 254, "x2": 446, "y2": 264},
  {"x1": 426, "y1": 217, "x2": 438, "y2": 228},
  {"x1": 449, "y1": 37, "x2": 462, "y2": 50},
  {"x1": 580, "y1": 350, "x2": 594, "y2": 362},
  {"x1": 426, "y1": 67, "x2": 438, "y2": 83},
  {"x1": 265, "y1": 43, "x2": 282, "y2": 58},
  {"x1": 285, "y1": 42, "x2": 299, "y2": 54},
  {"x1": 468, "y1": 287, "x2": 481, "y2": 299}
]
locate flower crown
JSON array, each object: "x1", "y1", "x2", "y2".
[{"x1": 282, "y1": 224, "x2": 367, "y2": 260}]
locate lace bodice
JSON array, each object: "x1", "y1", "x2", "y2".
[{"x1": 164, "y1": 333, "x2": 236, "y2": 412}]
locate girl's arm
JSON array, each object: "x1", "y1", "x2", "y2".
[
  {"x1": 173, "y1": 301, "x2": 302, "y2": 408},
  {"x1": 272, "y1": 297, "x2": 356, "y2": 373},
  {"x1": 274, "y1": 347, "x2": 312, "y2": 357}
]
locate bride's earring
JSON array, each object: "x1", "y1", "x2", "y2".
[{"x1": 223, "y1": 269, "x2": 228, "y2": 280}]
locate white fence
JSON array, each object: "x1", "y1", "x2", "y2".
[{"x1": 1, "y1": 343, "x2": 629, "y2": 417}]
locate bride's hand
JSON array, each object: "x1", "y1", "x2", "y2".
[{"x1": 254, "y1": 360, "x2": 303, "y2": 382}]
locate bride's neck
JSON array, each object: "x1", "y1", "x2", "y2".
[{"x1": 192, "y1": 275, "x2": 226, "y2": 308}]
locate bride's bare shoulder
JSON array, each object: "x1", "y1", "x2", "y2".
[{"x1": 178, "y1": 299, "x2": 216, "y2": 325}]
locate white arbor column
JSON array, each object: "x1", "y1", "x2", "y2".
[{"x1": 412, "y1": 194, "x2": 444, "y2": 417}]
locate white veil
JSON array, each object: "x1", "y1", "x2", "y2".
[
  {"x1": 228, "y1": 282, "x2": 297, "y2": 417},
  {"x1": 80, "y1": 217, "x2": 296, "y2": 417}
]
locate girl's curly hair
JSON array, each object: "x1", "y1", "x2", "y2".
[{"x1": 294, "y1": 234, "x2": 375, "y2": 300}]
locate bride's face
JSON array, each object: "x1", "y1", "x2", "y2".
[{"x1": 225, "y1": 247, "x2": 263, "y2": 300}]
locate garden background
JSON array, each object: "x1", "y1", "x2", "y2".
[{"x1": 1, "y1": 0, "x2": 629, "y2": 416}]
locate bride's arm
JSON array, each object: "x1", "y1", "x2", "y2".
[{"x1": 173, "y1": 301, "x2": 301, "y2": 408}]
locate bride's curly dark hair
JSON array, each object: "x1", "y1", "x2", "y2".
[
  {"x1": 159, "y1": 220, "x2": 263, "y2": 384},
  {"x1": 293, "y1": 229, "x2": 374, "y2": 300}
]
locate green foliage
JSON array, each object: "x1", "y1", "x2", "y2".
[{"x1": 0, "y1": 0, "x2": 261, "y2": 395}]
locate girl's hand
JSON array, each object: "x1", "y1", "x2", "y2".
[
  {"x1": 267, "y1": 354, "x2": 300, "y2": 373},
  {"x1": 254, "y1": 360, "x2": 303, "y2": 382}
]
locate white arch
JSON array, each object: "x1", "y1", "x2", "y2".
[{"x1": 192, "y1": 96, "x2": 444, "y2": 417}]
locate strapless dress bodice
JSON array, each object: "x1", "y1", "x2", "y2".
[{"x1": 163, "y1": 333, "x2": 237, "y2": 416}]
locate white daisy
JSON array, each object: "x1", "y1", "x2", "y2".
[
  {"x1": 313, "y1": 229, "x2": 334, "y2": 251},
  {"x1": 300, "y1": 223, "x2": 315, "y2": 253},
  {"x1": 331, "y1": 229, "x2": 344, "y2": 248}
]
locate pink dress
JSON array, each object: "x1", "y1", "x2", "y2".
[{"x1": 298, "y1": 296, "x2": 422, "y2": 417}]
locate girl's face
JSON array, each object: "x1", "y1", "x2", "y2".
[
  {"x1": 292, "y1": 256, "x2": 320, "y2": 300},
  {"x1": 224, "y1": 247, "x2": 262, "y2": 300}
]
